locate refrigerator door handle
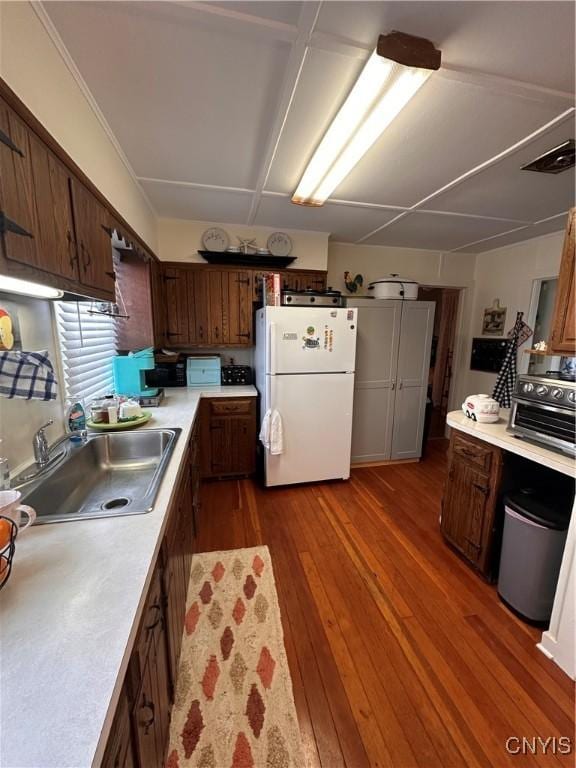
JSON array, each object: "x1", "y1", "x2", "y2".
[{"x1": 269, "y1": 322, "x2": 277, "y2": 375}]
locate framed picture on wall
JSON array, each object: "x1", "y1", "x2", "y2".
[{"x1": 482, "y1": 299, "x2": 507, "y2": 336}]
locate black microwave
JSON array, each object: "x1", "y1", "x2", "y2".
[{"x1": 145, "y1": 361, "x2": 186, "y2": 388}]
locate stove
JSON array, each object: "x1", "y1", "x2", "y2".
[
  {"x1": 509, "y1": 374, "x2": 576, "y2": 456},
  {"x1": 282, "y1": 289, "x2": 344, "y2": 307}
]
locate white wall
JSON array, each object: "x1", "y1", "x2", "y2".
[
  {"x1": 158, "y1": 218, "x2": 329, "y2": 271},
  {"x1": 464, "y1": 230, "x2": 564, "y2": 396},
  {"x1": 327, "y1": 242, "x2": 477, "y2": 411},
  {"x1": 0, "y1": 296, "x2": 65, "y2": 475},
  {"x1": 539, "y1": 500, "x2": 576, "y2": 680},
  {"x1": 0, "y1": 1, "x2": 157, "y2": 250}
]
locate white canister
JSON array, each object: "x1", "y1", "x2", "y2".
[
  {"x1": 368, "y1": 274, "x2": 419, "y2": 300},
  {"x1": 119, "y1": 400, "x2": 142, "y2": 420}
]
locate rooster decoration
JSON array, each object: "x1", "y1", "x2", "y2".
[{"x1": 344, "y1": 272, "x2": 364, "y2": 294}]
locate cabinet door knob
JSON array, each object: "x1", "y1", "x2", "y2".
[
  {"x1": 145, "y1": 602, "x2": 162, "y2": 631},
  {"x1": 139, "y1": 700, "x2": 155, "y2": 734}
]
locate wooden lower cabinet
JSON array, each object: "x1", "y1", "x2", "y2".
[
  {"x1": 440, "y1": 430, "x2": 502, "y2": 578},
  {"x1": 102, "y1": 420, "x2": 200, "y2": 768},
  {"x1": 200, "y1": 397, "x2": 257, "y2": 478}
]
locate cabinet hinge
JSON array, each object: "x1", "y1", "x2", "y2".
[
  {"x1": 0, "y1": 129, "x2": 24, "y2": 157},
  {"x1": 0, "y1": 212, "x2": 33, "y2": 239}
]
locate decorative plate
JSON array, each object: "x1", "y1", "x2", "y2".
[
  {"x1": 267, "y1": 232, "x2": 292, "y2": 257},
  {"x1": 87, "y1": 412, "x2": 152, "y2": 431},
  {"x1": 202, "y1": 227, "x2": 229, "y2": 253}
]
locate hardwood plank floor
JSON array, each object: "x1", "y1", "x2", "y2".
[{"x1": 195, "y1": 441, "x2": 575, "y2": 767}]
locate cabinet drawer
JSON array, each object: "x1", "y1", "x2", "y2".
[
  {"x1": 210, "y1": 398, "x2": 252, "y2": 415},
  {"x1": 452, "y1": 432, "x2": 493, "y2": 472}
]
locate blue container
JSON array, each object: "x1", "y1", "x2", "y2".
[{"x1": 186, "y1": 356, "x2": 221, "y2": 387}]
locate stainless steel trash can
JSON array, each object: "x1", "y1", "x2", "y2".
[{"x1": 498, "y1": 488, "x2": 571, "y2": 622}]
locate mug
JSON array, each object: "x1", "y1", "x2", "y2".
[{"x1": 0, "y1": 490, "x2": 36, "y2": 533}]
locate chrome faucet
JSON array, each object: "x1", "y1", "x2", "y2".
[{"x1": 33, "y1": 420, "x2": 53, "y2": 468}]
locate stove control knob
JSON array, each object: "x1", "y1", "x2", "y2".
[
  {"x1": 536, "y1": 385, "x2": 549, "y2": 396},
  {"x1": 552, "y1": 388, "x2": 564, "y2": 400},
  {"x1": 568, "y1": 391, "x2": 576, "y2": 404},
  {"x1": 522, "y1": 382, "x2": 534, "y2": 393}
]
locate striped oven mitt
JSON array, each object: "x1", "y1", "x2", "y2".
[{"x1": 0, "y1": 350, "x2": 58, "y2": 401}]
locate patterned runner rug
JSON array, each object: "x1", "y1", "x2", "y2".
[{"x1": 166, "y1": 546, "x2": 304, "y2": 768}]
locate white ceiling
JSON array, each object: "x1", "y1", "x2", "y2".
[{"x1": 43, "y1": 0, "x2": 576, "y2": 252}]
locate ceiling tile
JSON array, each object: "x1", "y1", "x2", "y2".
[
  {"x1": 331, "y1": 77, "x2": 566, "y2": 207},
  {"x1": 363, "y1": 211, "x2": 520, "y2": 250},
  {"x1": 140, "y1": 182, "x2": 252, "y2": 222},
  {"x1": 265, "y1": 47, "x2": 364, "y2": 194},
  {"x1": 315, "y1": 1, "x2": 575, "y2": 92},
  {"x1": 452, "y1": 215, "x2": 568, "y2": 253},
  {"x1": 254, "y1": 196, "x2": 398, "y2": 241},
  {"x1": 421, "y1": 118, "x2": 576, "y2": 220},
  {"x1": 45, "y1": 1, "x2": 291, "y2": 188}
]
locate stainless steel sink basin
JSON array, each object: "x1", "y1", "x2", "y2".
[{"x1": 20, "y1": 428, "x2": 181, "y2": 524}]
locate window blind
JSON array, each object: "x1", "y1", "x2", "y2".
[{"x1": 55, "y1": 302, "x2": 117, "y2": 402}]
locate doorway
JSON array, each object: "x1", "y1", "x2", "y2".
[{"x1": 418, "y1": 286, "x2": 461, "y2": 441}]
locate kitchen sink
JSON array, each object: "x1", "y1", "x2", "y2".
[{"x1": 20, "y1": 428, "x2": 181, "y2": 524}]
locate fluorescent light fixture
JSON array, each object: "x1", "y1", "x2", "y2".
[
  {"x1": 0, "y1": 275, "x2": 63, "y2": 299},
  {"x1": 292, "y1": 52, "x2": 433, "y2": 206}
]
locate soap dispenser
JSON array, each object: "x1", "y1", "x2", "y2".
[{"x1": 0, "y1": 441, "x2": 9, "y2": 490}]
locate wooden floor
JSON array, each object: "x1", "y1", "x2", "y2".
[{"x1": 195, "y1": 441, "x2": 575, "y2": 767}]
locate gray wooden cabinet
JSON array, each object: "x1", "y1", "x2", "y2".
[{"x1": 349, "y1": 299, "x2": 435, "y2": 463}]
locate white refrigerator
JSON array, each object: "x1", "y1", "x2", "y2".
[{"x1": 255, "y1": 306, "x2": 358, "y2": 487}]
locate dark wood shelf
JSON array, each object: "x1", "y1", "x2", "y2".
[{"x1": 198, "y1": 250, "x2": 296, "y2": 268}]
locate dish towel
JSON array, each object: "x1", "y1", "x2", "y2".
[
  {"x1": 259, "y1": 408, "x2": 284, "y2": 455},
  {"x1": 270, "y1": 408, "x2": 284, "y2": 455},
  {"x1": 259, "y1": 408, "x2": 271, "y2": 448},
  {"x1": 0, "y1": 350, "x2": 58, "y2": 401},
  {"x1": 492, "y1": 312, "x2": 531, "y2": 408}
]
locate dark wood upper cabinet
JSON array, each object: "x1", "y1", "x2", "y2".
[
  {"x1": 550, "y1": 208, "x2": 575, "y2": 355},
  {"x1": 160, "y1": 263, "x2": 327, "y2": 349},
  {"x1": 164, "y1": 265, "x2": 189, "y2": 343},
  {"x1": 116, "y1": 252, "x2": 166, "y2": 351},
  {"x1": 227, "y1": 270, "x2": 253, "y2": 345},
  {"x1": 28, "y1": 132, "x2": 79, "y2": 281},
  {"x1": 0, "y1": 97, "x2": 38, "y2": 268},
  {"x1": 70, "y1": 177, "x2": 115, "y2": 293},
  {"x1": 187, "y1": 269, "x2": 209, "y2": 345}
]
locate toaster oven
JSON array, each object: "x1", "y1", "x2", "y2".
[{"x1": 509, "y1": 374, "x2": 576, "y2": 456}]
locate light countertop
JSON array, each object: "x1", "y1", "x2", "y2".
[
  {"x1": 447, "y1": 410, "x2": 575, "y2": 478},
  {"x1": 0, "y1": 386, "x2": 257, "y2": 768}
]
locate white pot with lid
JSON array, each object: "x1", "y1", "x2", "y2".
[{"x1": 367, "y1": 274, "x2": 419, "y2": 300}]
